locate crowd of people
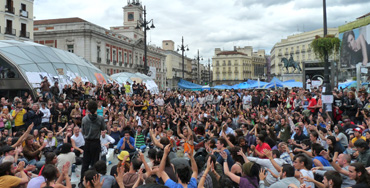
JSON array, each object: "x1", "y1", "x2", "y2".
[{"x1": 1, "y1": 77, "x2": 370, "y2": 188}]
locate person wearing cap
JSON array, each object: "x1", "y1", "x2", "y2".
[
  {"x1": 110, "y1": 151, "x2": 130, "y2": 177},
  {"x1": 350, "y1": 128, "x2": 366, "y2": 148}
]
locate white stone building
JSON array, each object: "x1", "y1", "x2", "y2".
[
  {"x1": 0, "y1": 0, "x2": 34, "y2": 41},
  {"x1": 33, "y1": 1, "x2": 166, "y2": 89}
]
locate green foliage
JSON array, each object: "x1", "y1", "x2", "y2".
[
  {"x1": 352, "y1": 77, "x2": 357, "y2": 81},
  {"x1": 310, "y1": 35, "x2": 341, "y2": 62}
]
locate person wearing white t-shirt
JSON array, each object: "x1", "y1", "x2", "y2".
[
  {"x1": 71, "y1": 126, "x2": 85, "y2": 157},
  {"x1": 242, "y1": 91, "x2": 252, "y2": 110},
  {"x1": 293, "y1": 154, "x2": 314, "y2": 188},
  {"x1": 57, "y1": 143, "x2": 76, "y2": 176}
]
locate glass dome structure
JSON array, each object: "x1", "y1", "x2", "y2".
[{"x1": 0, "y1": 40, "x2": 110, "y2": 99}]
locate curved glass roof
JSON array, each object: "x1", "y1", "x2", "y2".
[{"x1": 0, "y1": 40, "x2": 109, "y2": 87}]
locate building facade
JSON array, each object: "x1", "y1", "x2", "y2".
[
  {"x1": 161, "y1": 40, "x2": 192, "y2": 89},
  {"x1": 33, "y1": 1, "x2": 167, "y2": 89},
  {"x1": 270, "y1": 28, "x2": 338, "y2": 77},
  {"x1": 212, "y1": 46, "x2": 266, "y2": 85},
  {"x1": 0, "y1": 0, "x2": 34, "y2": 41}
]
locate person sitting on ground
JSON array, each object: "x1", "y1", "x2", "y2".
[
  {"x1": 0, "y1": 161, "x2": 29, "y2": 188},
  {"x1": 40, "y1": 163, "x2": 71, "y2": 188},
  {"x1": 156, "y1": 144, "x2": 198, "y2": 188}
]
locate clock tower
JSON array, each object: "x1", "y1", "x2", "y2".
[{"x1": 110, "y1": 0, "x2": 144, "y2": 39}]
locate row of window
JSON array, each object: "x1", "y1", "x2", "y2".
[
  {"x1": 2, "y1": 20, "x2": 29, "y2": 38},
  {"x1": 66, "y1": 45, "x2": 162, "y2": 68}
]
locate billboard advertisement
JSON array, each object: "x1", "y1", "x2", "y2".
[{"x1": 339, "y1": 24, "x2": 370, "y2": 68}]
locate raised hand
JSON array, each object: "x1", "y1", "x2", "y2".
[
  {"x1": 259, "y1": 168, "x2": 267, "y2": 180},
  {"x1": 92, "y1": 174, "x2": 104, "y2": 188}
]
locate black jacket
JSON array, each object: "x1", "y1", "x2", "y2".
[{"x1": 23, "y1": 110, "x2": 44, "y2": 127}]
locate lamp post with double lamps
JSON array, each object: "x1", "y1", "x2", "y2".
[
  {"x1": 195, "y1": 49, "x2": 203, "y2": 84},
  {"x1": 135, "y1": 5, "x2": 155, "y2": 75},
  {"x1": 177, "y1": 36, "x2": 189, "y2": 79},
  {"x1": 321, "y1": 0, "x2": 332, "y2": 113}
]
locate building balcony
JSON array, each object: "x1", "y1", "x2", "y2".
[
  {"x1": 19, "y1": 10, "x2": 28, "y2": 18},
  {"x1": 222, "y1": 63, "x2": 226, "y2": 66},
  {"x1": 119, "y1": 61, "x2": 122, "y2": 66},
  {"x1": 307, "y1": 48, "x2": 312, "y2": 52},
  {"x1": 222, "y1": 71, "x2": 226, "y2": 74},
  {"x1": 295, "y1": 50, "x2": 300, "y2": 54},
  {"x1": 19, "y1": 31, "x2": 29, "y2": 38},
  {"x1": 113, "y1": 60, "x2": 117, "y2": 65},
  {"x1": 278, "y1": 52, "x2": 282, "y2": 56},
  {"x1": 284, "y1": 52, "x2": 288, "y2": 55},
  {"x1": 301, "y1": 49, "x2": 306, "y2": 53},
  {"x1": 5, "y1": 28, "x2": 16, "y2": 36},
  {"x1": 106, "y1": 59, "x2": 111, "y2": 65},
  {"x1": 5, "y1": 6, "x2": 15, "y2": 14},
  {"x1": 97, "y1": 57, "x2": 101, "y2": 63}
]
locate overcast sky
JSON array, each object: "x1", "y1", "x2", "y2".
[{"x1": 34, "y1": 0, "x2": 370, "y2": 65}]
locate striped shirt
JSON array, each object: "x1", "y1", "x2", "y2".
[{"x1": 135, "y1": 133, "x2": 145, "y2": 148}]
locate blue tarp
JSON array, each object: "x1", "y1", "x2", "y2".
[
  {"x1": 178, "y1": 79, "x2": 203, "y2": 89},
  {"x1": 282, "y1": 81, "x2": 303, "y2": 88}
]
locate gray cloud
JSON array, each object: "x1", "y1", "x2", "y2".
[{"x1": 34, "y1": 0, "x2": 370, "y2": 59}]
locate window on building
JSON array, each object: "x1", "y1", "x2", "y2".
[
  {"x1": 21, "y1": 3, "x2": 26, "y2": 11},
  {"x1": 113, "y1": 50, "x2": 116, "y2": 62},
  {"x1": 106, "y1": 48, "x2": 110, "y2": 61},
  {"x1": 20, "y1": 23, "x2": 27, "y2": 37},
  {"x1": 5, "y1": 20, "x2": 13, "y2": 35},
  {"x1": 129, "y1": 54, "x2": 132, "y2": 64},
  {"x1": 97, "y1": 46, "x2": 101, "y2": 59},
  {"x1": 67, "y1": 45, "x2": 74, "y2": 53},
  {"x1": 118, "y1": 51, "x2": 122, "y2": 63}
]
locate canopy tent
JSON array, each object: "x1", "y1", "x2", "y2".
[
  {"x1": 263, "y1": 77, "x2": 303, "y2": 89},
  {"x1": 212, "y1": 84, "x2": 231, "y2": 90},
  {"x1": 338, "y1": 81, "x2": 368, "y2": 89},
  {"x1": 111, "y1": 72, "x2": 159, "y2": 94},
  {"x1": 178, "y1": 79, "x2": 203, "y2": 90}
]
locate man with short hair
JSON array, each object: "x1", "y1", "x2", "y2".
[
  {"x1": 354, "y1": 139, "x2": 370, "y2": 167},
  {"x1": 23, "y1": 103, "x2": 43, "y2": 130},
  {"x1": 314, "y1": 153, "x2": 356, "y2": 188},
  {"x1": 39, "y1": 102, "x2": 50, "y2": 129},
  {"x1": 117, "y1": 131, "x2": 136, "y2": 154},
  {"x1": 293, "y1": 154, "x2": 314, "y2": 188},
  {"x1": 157, "y1": 145, "x2": 198, "y2": 188},
  {"x1": 249, "y1": 149, "x2": 287, "y2": 186},
  {"x1": 260, "y1": 164, "x2": 300, "y2": 188},
  {"x1": 215, "y1": 137, "x2": 233, "y2": 170},
  {"x1": 12, "y1": 101, "x2": 26, "y2": 132},
  {"x1": 80, "y1": 100, "x2": 106, "y2": 184}
]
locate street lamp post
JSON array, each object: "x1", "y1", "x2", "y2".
[
  {"x1": 208, "y1": 58, "x2": 211, "y2": 86},
  {"x1": 195, "y1": 49, "x2": 203, "y2": 84},
  {"x1": 135, "y1": 5, "x2": 155, "y2": 75},
  {"x1": 322, "y1": 0, "x2": 332, "y2": 113},
  {"x1": 177, "y1": 36, "x2": 189, "y2": 79}
]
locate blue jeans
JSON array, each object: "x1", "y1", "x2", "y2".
[
  {"x1": 24, "y1": 159, "x2": 45, "y2": 169},
  {"x1": 137, "y1": 145, "x2": 147, "y2": 152}
]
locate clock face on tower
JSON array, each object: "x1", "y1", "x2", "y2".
[{"x1": 128, "y1": 13, "x2": 134, "y2": 21}]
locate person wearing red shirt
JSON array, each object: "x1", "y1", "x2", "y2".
[
  {"x1": 306, "y1": 93, "x2": 317, "y2": 114},
  {"x1": 251, "y1": 134, "x2": 271, "y2": 158}
]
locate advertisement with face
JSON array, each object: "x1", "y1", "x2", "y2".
[{"x1": 339, "y1": 24, "x2": 370, "y2": 68}]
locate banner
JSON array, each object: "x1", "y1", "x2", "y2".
[
  {"x1": 94, "y1": 73, "x2": 107, "y2": 84},
  {"x1": 148, "y1": 66, "x2": 156, "y2": 80},
  {"x1": 339, "y1": 24, "x2": 370, "y2": 68}
]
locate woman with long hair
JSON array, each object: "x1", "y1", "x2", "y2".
[
  {"x1": 40, "y1": 163, "x2": 72, "y2": 188},
  {"x1": 326, "y1": 136, "x2": 343, "y2": 162}
]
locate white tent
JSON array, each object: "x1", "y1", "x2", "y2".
[{"x1": 111, "y1": 72, "x2": 159, "y2": 94}]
